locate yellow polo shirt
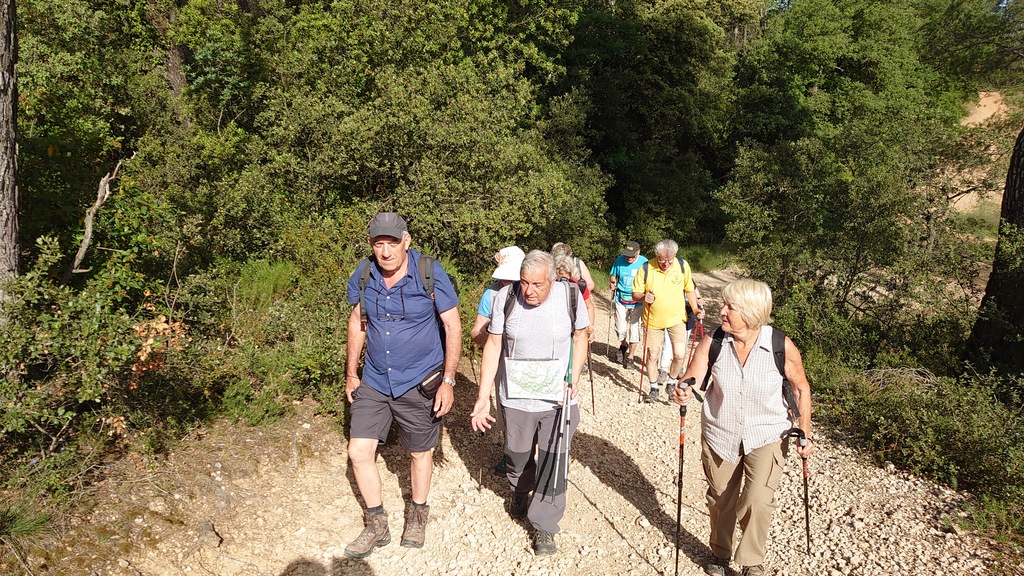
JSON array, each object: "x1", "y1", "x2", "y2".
[{"x1": 631, "y1": 258, "x2": 695, "y2": 329}]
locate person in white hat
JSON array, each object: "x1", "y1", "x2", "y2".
[
  {"x1": 470, "y1": 246, "x2": 526, "y2": 475},
  {"x1": 470, "y1": 246, "x2": 527, "y2": 344}
]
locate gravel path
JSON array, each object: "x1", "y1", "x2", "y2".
[{"x1": 46, "y1": 272, "x2": 1016, "y2": 576}]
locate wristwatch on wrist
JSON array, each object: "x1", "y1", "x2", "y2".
[{"x1": 442, "y1": 377, "x2": 456, "y2": 387}]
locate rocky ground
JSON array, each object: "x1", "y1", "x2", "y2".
[{"x1": 28, "y1": 271, "x2": 1022, "y2": 576}]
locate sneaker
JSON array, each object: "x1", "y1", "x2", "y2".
[
  {"x1": 533, "y1": 530, "x2": 557, "y2": 556},
  {"x1": 344, "y1": 509, "x2": 390, "y2": 558},
  {"x1": 400, "y1": 502, "x2": 429, "y2": 548},
  {"x1": 625, "y1": 357, "x2": 636, "y2": 370},
  {"x1": 647, "y1": 387, "x2": 660, "y2": 403},
  {"x1": 509, "y1": 493, "x2": 528, "y2": 519},
  {"x1": 741, "y1": 566, "x2": 765, "y2": 576}
]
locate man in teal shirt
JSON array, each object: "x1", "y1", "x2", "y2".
[{"x1": 608, "y1": 241, "x2": 648, "y2": 369}]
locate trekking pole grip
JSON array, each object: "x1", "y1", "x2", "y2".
[{"x1": 681, "y1": 377, "x2": 703, "y2": 403}]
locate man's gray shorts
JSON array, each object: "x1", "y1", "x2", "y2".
[{"x1": 349, "y1": 383, "x2": 441, "y2": 453}]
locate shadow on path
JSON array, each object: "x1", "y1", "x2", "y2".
[{"x1": 572, "y1": 430, "x2": 712, "y2": 568}]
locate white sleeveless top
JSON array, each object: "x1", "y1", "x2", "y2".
[{"x1": 702, "y1": 325, "x2": 791, "y2": 463}]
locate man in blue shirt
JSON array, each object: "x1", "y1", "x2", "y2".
[
  {"x1": 343, "y1": 212, "x2": 462, "y2": 558},
  {"x1": 608, "y1": 241, "x2": 648, "y2": 369}
]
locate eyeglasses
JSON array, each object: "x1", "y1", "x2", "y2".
[
  {"x1": 657, "y1": 259, "x2": 672, "y2": 264},
  {"x1": 375, "y1": 286, "x2": 406, "y2": 321}
]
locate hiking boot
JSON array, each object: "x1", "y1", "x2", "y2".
[
  {"x1": 533, "y1": 530, "x2": 557, "y2": 556},
  {"x1": 401, "y1": 502, "x2": 429, "y2": 548},
  {"x1": 666, "y1": 378, "x2": 677, "y2": 394},
  {"x1": 625, "y1": 357, "x2": 637, "y2": 370},
  {"x1": 647, "y1": 387, "x2": 660, "y2": 403},
  {"x1": 509, "y1": 493, "x2": 528, "y2": 519},
  {"x1": 344, "y1": 509, "x2": 390, "y2": 558},
  {"x1": 657, "y1": 370, "x2": 668, "y2": 385},
  {"x1": 494, "y1": 457, "x2": 507, "y2": 475},
  {"x1": 741, "y1": 566, "x2": 766, "y2": 576},
  {"x1": 618, "y1": 343, "x2": 628, "y2": 363},
  {"x1": 705, "y1": 558, "x2": 729, "y2": 576}
]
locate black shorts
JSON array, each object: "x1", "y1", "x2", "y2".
[{"x1": 349, "y1": 383, "x2": 441, "y2": 453}]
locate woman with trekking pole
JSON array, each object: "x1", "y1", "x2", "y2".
[{"x1": 672, "y1": 279, "x2": 814, "y2": 576}]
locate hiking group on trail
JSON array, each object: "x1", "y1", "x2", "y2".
[{"x1": 342, "y1": 212, "x2": 815, "y2": 575}]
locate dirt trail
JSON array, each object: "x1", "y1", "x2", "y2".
[{"x1": 29, "y1": 270, "x2": 1015, "y2": 576}]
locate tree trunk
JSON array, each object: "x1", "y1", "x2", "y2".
[
  {"x1": 0, "y1": 0, "x2": 17, "y2": 287},
  {"x1": 967, "y1": 126, "x2": 1024, "y2": 372}
]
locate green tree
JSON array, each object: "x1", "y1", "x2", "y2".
[{"x1": 720, "y1": 0, "x2": 980, "y2": 370}]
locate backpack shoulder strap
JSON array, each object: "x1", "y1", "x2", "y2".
[
  {"x1": 700, "y1": 326, "x2": 727, "y2": 392},
  {"x1": 564, "y1": 279, "x2": 578, "y2": 336},
  {"x1": 419, "y1": 254, "x2": 436, "y2": 300},
  {"x1": 641, "y1": 261, "x2": 649, "y2": 289},
  {"x1": 772, "y1": 326, "x2": 801, "y2": 420},
  {"x1": 357, "y1": 257, "x2": 373, "y2": 326},
  {"x1": 502, "y1": 281, "x2": 520, "y2": 325}
]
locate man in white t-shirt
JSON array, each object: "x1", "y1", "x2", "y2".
[{"x1": 470, "y1": 250, "x2": 589, "y2": 557}]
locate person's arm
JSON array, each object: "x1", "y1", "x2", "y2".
[
  {"x1": 784, "y1": 337, "x2": 815, "y2": 458},
  {"x1": 470, "y1": 314, "x2": 490, "y2": 346},
  {"x1": 686, "y1": 288, "x2": 703, "y2": 320},
  {"x1": 569, "y1": 328, "x2": 588, "y2": 399},
  {"x1": 433, "y1": 306, "x2": 462, "y2": 417},
  {"x1": 471, "y1": 333, "x2": 502, "y2": 431},
  {"x1": 345, "y1": 305, "x2": 366, "y2": 403},
  {"x1": 579, "y1": 260, "x2": 596, "y2": 297},
  {"x1": 672, "y1": 334, "x2": 712, "y2": 405},
  {"x1": 585, "y1": 296, "x2": 596, "y2": 343}
]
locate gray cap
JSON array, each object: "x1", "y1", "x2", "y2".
[{"x1": 368, "y1": 212, "x2": 408, "y2": 238}]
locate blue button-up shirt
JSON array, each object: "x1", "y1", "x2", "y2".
[{"x1": 347, "y1": 249, "x2": 459, "y2": 398}]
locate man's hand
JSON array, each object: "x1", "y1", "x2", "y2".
[
  {"x1": 644, "y1": 291, "x2": 655, "y2": 304},
  {"x1": 470, "y1": 397, "x2": 494, "y2": 432},
  {"x1": 345, "y1": 375, "x2": 361, "y2": 403},
  {"x1": 433, "y1": 382, "x2": 455, "y2": 417}
]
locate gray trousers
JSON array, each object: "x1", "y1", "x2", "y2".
[{"x1": 503, "y1": 404, "x2": 580, "y2": 534}]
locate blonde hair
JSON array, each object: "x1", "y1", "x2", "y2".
[{"x1": 721, "y1": 278, "x2": 773, "y2": 329}]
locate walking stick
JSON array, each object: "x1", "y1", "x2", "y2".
[
  {"x1": 553, "y1": 347, "x2": 574, "y2": 494},
  {"x1": 587, "y1": 342, "x2": 596, "y2": 415},
  {"x1": 785, "y1": 427, "x2": 811, "y2": 555},
  {"x1": 636, "y1": 301, "x2": 651, "y2": 403},
  {"x1": 674, "y1": 404, "x2": 687, "y2": 576}
]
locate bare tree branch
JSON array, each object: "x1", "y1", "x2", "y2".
[{"x1": 61, "y1": 158, "x2": 127, "y2": 285}]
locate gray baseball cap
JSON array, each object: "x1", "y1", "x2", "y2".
[{"x1": 368, "y1": 212, "x2": 408, "y2": 238}]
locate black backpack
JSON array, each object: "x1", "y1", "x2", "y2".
[
  {"x1": 699, "y1": 326, "x2": 801, "y2": 420},
  {"x1": 356, "y1": 253, "x2": 457, "y2": 349}
]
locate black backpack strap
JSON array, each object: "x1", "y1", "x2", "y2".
[
  {"x1": 700, "y1": 326, "x2": 726, "y2": 392},
  {"x1": 357, "y1": 257, "x2": 373, "y2": 328},
  {"x1": 503, "y1": 281, "x2": 520, "y2": 324},
  {"x1": 641, "y1": 261, "x2": 649, "y2": 290},
  {"x1": 564, "y1": 279, "x2": 578, "y2": 336},
  {"x1": 419, "y1": 254, "x2": 435, "y2": 301},
  {"x1": 772, "y1": 327, "x2": 801, "y2": 420}
]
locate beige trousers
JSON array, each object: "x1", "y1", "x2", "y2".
[{"x1": 701, "y1": 437, "x2": 786, "y2": 567}]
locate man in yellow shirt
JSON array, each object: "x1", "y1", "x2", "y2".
[{"x1": 631, "y1": 239, "x2": 705, "y2": 402}]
